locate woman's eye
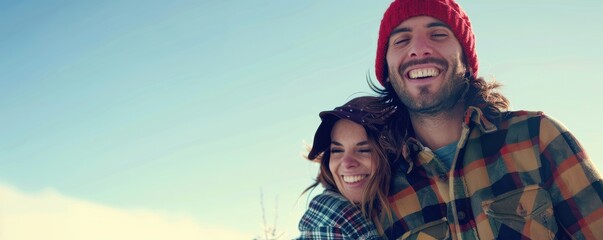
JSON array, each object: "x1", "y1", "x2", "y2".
[
  {"x1": 330, "y1": 148, "x2": 343, "y2": 154},
  {"x1": 359, "y1": 149, "x2": 372, "y2": 153}
]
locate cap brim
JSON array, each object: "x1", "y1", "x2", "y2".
[{"x1": 307, "y1": 113, "x2": 341, "y2": 160}]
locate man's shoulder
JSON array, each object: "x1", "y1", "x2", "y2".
[
  {"x1": 494, "y1": 110, "x2": 572, "y2": 139},
  {"x1": 502, "y1": 110, "x2": 567, "y2": 125},
  {"x1": 504, "y1": 110, "x2": 544, "y2": 119},
  {"x1": 500, "y1": 110, "x2": 547, "y2": 126}
]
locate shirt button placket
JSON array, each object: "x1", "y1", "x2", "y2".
[
  {"x1": 457, "y1": 211, "x2": 466, "y2": 221},
  {"x1": 439, "y1": 174, "x2": 448, "y2": 181}
]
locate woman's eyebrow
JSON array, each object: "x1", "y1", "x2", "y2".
[{"x1": 330, "y1": 141, "x2": 369, "y2": 146}]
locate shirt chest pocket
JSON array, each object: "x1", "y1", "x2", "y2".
[
  {"x1": 481, "y1": 185, "x2": 557, "y2": 239},
  {"x1": 399, "y1": 218, "x2": 450, "y2": 240}
]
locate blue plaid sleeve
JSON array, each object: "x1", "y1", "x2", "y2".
[{"x1": 297, "y1": 191, "x2": 381, "y2": 240}]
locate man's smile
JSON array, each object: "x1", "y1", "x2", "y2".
[{"x1": 407, "y1": 67, "x2": 440, "y2": 79}]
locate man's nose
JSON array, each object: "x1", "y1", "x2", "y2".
[{"x1": 408, "y1": 36, "x2": 433, "y2": 58}]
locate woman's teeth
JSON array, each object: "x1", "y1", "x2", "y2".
[{"x1": 343, "y1": 175, "x2": 367, "y2": 183}]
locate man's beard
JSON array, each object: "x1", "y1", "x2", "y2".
[{"x1": 389, "y1": 59, "x2": 467, "y2": 115}]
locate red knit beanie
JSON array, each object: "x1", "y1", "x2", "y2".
[{"x1": 375, "y1": 0, "x2": 477, "y2": 86}]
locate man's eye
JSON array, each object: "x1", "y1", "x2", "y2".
[
  {"x1": 432, "y1": 33, "x2": 448, "y2": 39},
  {"x1": 393, "y1": 39, "x2": 409, "y2": 45}
]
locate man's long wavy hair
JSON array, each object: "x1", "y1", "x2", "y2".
[{"x1": 302, "y1": 101, "x2": 395, "y2": 232}]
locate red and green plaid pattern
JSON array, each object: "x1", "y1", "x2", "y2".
[
  {"x1": 298, "y1": 190, "x2": 381, "y2": 240},
  {"x1": 381, "y1": 107, "x2": 603, "y2": 240}
]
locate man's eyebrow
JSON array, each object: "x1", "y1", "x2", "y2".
[
  {"x1": 427, "y1": 21, "x2": 451, "y2": 30},
  {"x1": 390, "y1": 27, "x2": 411, "y2": 37},
  {"x1": 389, "y1": 21, "x2": 451, "y2": 37}
]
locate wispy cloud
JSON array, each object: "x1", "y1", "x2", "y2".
[{"x1": 0, "y1": 183, "x2": 249, "y2": 240}]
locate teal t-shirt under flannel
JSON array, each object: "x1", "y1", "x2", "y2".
[{"x1": 433, "y1": 141, "x2": 458, "y2": 169}]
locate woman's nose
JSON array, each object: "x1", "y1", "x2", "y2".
[{"x1": 341, "y1": 153, "x2": 359, "y2": 168}]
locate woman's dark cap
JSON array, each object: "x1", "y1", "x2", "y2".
[{"x1": 308, "y1": 96, "x2": 393, "y2": 160}]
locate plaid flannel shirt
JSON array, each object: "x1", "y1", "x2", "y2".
[
  {"x1": 298, "y1": 190, "x2": 381, "y2": 240},
  {"x1": 381, "y1": 107, "x2": 603, "y2": 240}
]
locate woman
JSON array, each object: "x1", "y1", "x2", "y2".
[{"x1": 298, "y1": 96, "x2": 396, "y2": 239}]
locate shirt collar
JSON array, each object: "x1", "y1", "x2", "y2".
[
  {"x1": 464, "y1": 106, "x2": 498, "y2": 133},
  {"x1": 402, "y1": 106, "x2": 499, "y2": 172}
]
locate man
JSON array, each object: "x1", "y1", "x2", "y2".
[{"x1": 372, "y1": 0, "x2": 603, "y2": 239}]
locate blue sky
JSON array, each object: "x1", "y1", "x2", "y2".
[{"x1": 1, "y1": 1, "x2": 602, "y2": 239}]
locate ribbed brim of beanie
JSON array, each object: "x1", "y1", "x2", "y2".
[{"x1": 375, "y1": 0, "x2": 477, "y2": 86}]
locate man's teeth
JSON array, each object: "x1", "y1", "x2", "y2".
[
  {"x1": 409, "y1": 68, "x2": 439, "y2": 79},
  {"x1": 343, "y1": 175, "x2": 367, "y2": 183}
]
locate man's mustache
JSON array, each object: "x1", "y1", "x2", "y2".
[{"x1": 399, "y1": 57, "x2": 448, "y2": 75}]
